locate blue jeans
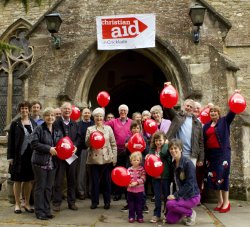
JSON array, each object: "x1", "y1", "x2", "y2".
[{"x1": 152, "y1": 178, "x2": 170, "y2": 217}]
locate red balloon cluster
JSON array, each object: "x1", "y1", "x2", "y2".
[
  {"x1": 97, "y1": 91, "x2": 110, "y2": 107},
  {"x1": 228, "y1": 93, "x2": 246, "y2": 114},
  {"x1": 55, "y1": 136, "x2": 74, "y2": 160},
  {"x1": 144, "y1": 154, "x2": 164, "y2": 177},
  {"x1": 90, "y1": 131, "x2": 105, "y2": 149},
  {"x1": 160, "y1": 84, "x2": 178, "y2": 108},
  {"x1": 200, "y1": 107, "x2": 211, "y2": 124},
  {"x1": 143, "y1": 119, "x2": 158, "y2": 134},
  {"x1": 70, "y1": 105, "x2": 81, "y2": 121},
  {"x1": 127, "y1": 133, "x2": 146, "y2": 153},
  {"x1": 111, "y1": 166, "x2": 131, "y2": 187}
]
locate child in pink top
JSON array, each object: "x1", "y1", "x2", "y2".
[{"x1": 127, "y1": 152, "x2": 146, "y2": 223}]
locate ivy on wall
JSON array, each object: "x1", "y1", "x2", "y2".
[{"x1": 0, "y1": 41, "x2": 20, "y2": 57}]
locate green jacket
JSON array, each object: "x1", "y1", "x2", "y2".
[{"x1": 149, "y1": 144, "x2": 173, "y2": 179}]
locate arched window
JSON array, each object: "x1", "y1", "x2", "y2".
[{"x1": 0, "y1": 19, "x2": 33, "y2": 135}]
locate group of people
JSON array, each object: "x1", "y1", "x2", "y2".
[{"x1": 7, "y1": 87, "x2": 239, "y2": 224}]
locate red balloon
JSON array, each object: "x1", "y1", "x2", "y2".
[
  {"x1": 144, "y1": 154, "x2": 164, "y2": 177},
  {"x1": 160, "y1": 84, "x2": 178, "y2": 108},
  {"x1": 127, "y1": 133, "x2": 146, "y2": 153},
  {"x1": 70, "y1": 105, "x2": 81, "y2": 121},
  {"x1": 200, "y1": 108, "x2": 211, "y2": 124},
  {"x1": 111, "y1": 166, "x2": 131, "y2": 187},
  {"x1": 228, "y1": 93, "x2": 246, "y2": 114},
  {"x1": 143, "y1": 119, "x2": 158, "y2": 134},
  {"x1": 90, "y1": 131, "x2": 105, "y2": 149},
  {"x1": 97, "y1": 91, "x2": 110, "y2": 107},
  {"x1": 55, "y1": 136, "x2": 74, "y2": 160}
]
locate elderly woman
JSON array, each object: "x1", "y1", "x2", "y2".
[
  {"x1": 31, "y1": 107, "x2": 63, "y2": 220},
  {"x1": 7, "y1": 101, "x2": 37, "y2": 214},
  {"x1": 150, "y1": 105, "x2": 171, "y2": 134},
  {"x1": 203, "y1": 101, "x2": 238, "y2": 213},
  {"x1": 85, "y1": 108, "x2": 117, "y2": 210}
]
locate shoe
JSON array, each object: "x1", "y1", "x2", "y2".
[
  {"x1": 104, "y1": 204, "x2": 110, "y2": 209},
  {"x1": 47, "y1": 214, "x2": 55, "y2": 219},
  {"x1": 90, "y1": 204, "x2": 98, "y2": 209},
  {"x1": 68, "y1": 204, "x2": 78, "y2": 210},
  {"x1": 77, "y1": 193, "x2": 85, "y2": 200},
  {"x1": 185, "y1": 210, "x2": 196, "y2": 226},
  {"x1": 137, "y1": 218, "x2": 144, "y2": 223},
  {"x1": 121, "y1": 205, "x2": 128, "y2": 212},
  {"x1": 150, "y1": 216, "x2": 160, "y2": 223},
  {"x1": 213, "y1": 204, "x2": 223, "y2": 211},
  {"x1": 52, "y1": 206, "x2": 60, "y2": 212},
  {"x1": 129, "y1": 218, "x2": 135, "y2": 223},
  {"x1": 36, "y1": 215, "x2": 49, "y2": 220},
  {"x1": 14, "y1": 209, "x2": 22, "y2": 214},
  {"x1": 151, "y1": 196, "x2": 155, "y2": 202},
  {"x1": 143, "y1": 205, "x2": 149, "y2": 213},
  {"x1": 24, "y1": 206, "x2": 34, "y2": 213},
  {"x1": 113, "y1": 195, "x2": 122, "y2": 201},
  {"x1": 219, "y1": 203, "x2": 230, "y2": 213}
]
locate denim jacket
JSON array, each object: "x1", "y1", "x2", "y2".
[{"x1": 173, "y1": 155, "x2": 200, "y2": 200}]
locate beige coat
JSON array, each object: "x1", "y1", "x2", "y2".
[{"x1": 85, "y1": 125, "x2": 117, "y2": 165}]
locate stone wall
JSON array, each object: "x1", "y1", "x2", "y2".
[
  {"x1": 0, "y1": 0, "x2": 250, "y2": 199},
  {"x1": 0, "y1": 0, "x2": 57, "y2": 36}
]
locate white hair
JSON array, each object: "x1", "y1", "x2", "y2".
[
  {"x1": 142, "y1": 110, "x2": 151, "y2": 117},
  {"x1": 92, "y1": 107, "x2": 105, "y2": 117},
  {"x1": 194, "y1": 101, "x2": 201, "y2": 109},
  {"x1": 150, "y1": 105, "x2": 163, "y2": 115},
  {"x1": 118, "y1": 104, "x2": 129, "y2": 112}
]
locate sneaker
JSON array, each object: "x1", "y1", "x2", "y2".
[
  {"x1": 150, "y1": 216, "x2": 160, "y2": 223},
  {"x1": 129, "y1": 218, "x2": 135, "y2": 223},
  {"x1": 137, "y1": 218, "x2": 144, "y2": 223},
  {"x1": 185, "y1": 210, "x2": 196, "y2": 226},
  {"x1": 143, "y1": 205, "x2": 149, "y2": 213},
  {"x1": 121, "y1": 205, "x2": 128, "y2": 212}
]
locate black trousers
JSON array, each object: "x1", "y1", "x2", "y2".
[
  {"x1": 113, "y1": 152, "x2": 127, "y2": 197},
  {"x1": 32, "y1": 165, "x2": 56, "y2": 216},
  {"x1": 53, "y1": 159, "x2": 77, "y2": 206},
  {"x1": 90, "y1": 163, "x2": 112, "y2": 206}
]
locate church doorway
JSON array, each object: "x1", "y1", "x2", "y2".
[{"x1": 88, "y1": 50, "x2": 166, "y2": 118}]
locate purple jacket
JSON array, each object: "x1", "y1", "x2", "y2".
[
  {"x1": 158, "y1": 118, "x2": 171, "y2": 134},
  {"x1": 105, "y1": 118, "x2": 132, "y2": 152}
]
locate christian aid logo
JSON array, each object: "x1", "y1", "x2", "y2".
[{"x1": 101, "y1": 17, "x2": 148, "y2": 39}]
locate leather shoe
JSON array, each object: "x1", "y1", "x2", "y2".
[
  {"x1": 78, "y1": 194, "x2": 85, "y2": 200},
  {"x1": 47, "y1": 214, "x2": 55, "y2": 219},
  {"x1": 213, "y1": 204, "x2": 223, "y2": 211},
  {"x1": 52, "y1": 206, "x2": 60, "y2": 212},
  {"x1": 24, "y1": 207, "x2": 34, "y2": 213},
  {"x1": 36, "y1": 215, "x2": 48, "y2": 220},
  {"x1": 90, "y1": 204, "x2": 97, "y2": 209},
  {"x1": 104, "y1": 204, "x2": 110, "y2": 209},
  {"x1": 14, "y1": 209, "x2": 22, "y2": 214},
  {"x1": 220, "y1": 203, "x2": 230, "y2": 213},
  {"x1": 113, "y1": 195, "x2": 121, "y2": 201},
  {"x1": 68, "y1": 204, "x2": 78, "y2": 210}
]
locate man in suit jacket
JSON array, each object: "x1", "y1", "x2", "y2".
[{"x1": 52, "y1": 102, "x2": 81, "y2": 211}]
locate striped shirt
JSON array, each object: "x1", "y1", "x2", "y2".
[{"x1": 127, "y1": 166, "x2": 146, "y2": 193}]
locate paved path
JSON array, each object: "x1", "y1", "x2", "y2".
[{"x1": 0, "y1": 189, "x2": 249, "y2": 227}]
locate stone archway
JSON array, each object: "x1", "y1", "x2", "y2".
[
  {"x1": 65, "y1": 38, "x2": 195, "y2": 110},
  {"x1": 88, "y1": 50, "x2": 165, "y2": 117}
]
